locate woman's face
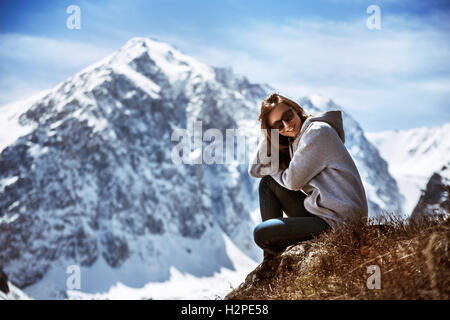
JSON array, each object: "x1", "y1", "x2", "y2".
[{"x1": 267, "y1": 103, "x2": 302, "y2": 138}]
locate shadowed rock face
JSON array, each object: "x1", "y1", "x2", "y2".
[
  {"x1": 0, "y1": 268, "x2": 9, "y2": 294},
  {"x1": 411, "y1": 165, "x2": 450, "y2": 220},
  {"x1": 224, "y1": 243, "x2": 317, "y2": 300}
]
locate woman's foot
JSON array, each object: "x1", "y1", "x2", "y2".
[{"x1": 245, "y1": 250, "x2": 284, "y2": 283}]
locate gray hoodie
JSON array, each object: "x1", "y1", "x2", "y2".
[{"x1": 248, "y1": 110, "x2": 368, "y2": 229}]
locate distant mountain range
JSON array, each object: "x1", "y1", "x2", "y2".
[
  {"x1": 366, "y1": 123, "x2": 450, "y2": 215},
  {"x1": 0, "y1": 37, "x2": 404, "y2": 299}
]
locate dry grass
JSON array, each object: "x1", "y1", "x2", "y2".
[{"x1": 225, "y1": 214, "x2": 450, "y2": 300}]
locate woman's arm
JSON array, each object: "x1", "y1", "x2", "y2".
[
  {"x1": 272, "y1": 123, "x2": 343, "y2": 190},
  {"x1": 248, "y1": 133, "x2": 281, "y2": 178}
]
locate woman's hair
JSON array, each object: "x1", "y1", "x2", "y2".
[{"x1": 258, "y1": 93, "x2": 311, "y2": 170}]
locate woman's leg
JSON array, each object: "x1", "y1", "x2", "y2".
[
  {"x1": 254, "y1": 175, "x2": 331, "y2": 255},
  {"x1": 258, "y1": 174, "x2": 313, "y2": 221},
  {"x1": 254, "y1": 216, "x2": 331, "y2": 255}
]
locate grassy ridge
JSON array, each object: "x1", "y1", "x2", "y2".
[{"x1": 225, "y1": 214, "x2": 449, "y2": 300}]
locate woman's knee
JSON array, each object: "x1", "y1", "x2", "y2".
[
  {"x1": 259, "y1": 175, "x2": 275, "y2": 194},
  {"x1": 253, "y1": 218, "x2": 284, "y2": 247},
  {"x1": 253, "y1": 223, "x2": 266, "y2": 247}
]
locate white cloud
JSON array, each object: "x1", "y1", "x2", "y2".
[
  {"x1": 230, "y1": 16, "x2": 447, "y2": 83},
  {"x1": 0, "y1": 10, "x2": 448, "y2": 131},
  {"x1": 172, "y1": 14, "x2": 450, "y2": 130},
  {"x1": 0, "y1": 33, "x2": 116, "y2": 105},
  {"x1": 0, "y1": 33, "x2": 115, "y2": 69}
]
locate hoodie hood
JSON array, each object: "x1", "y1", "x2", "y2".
[{"x1": 298, "y1": 110, "x2": 345, "y2": 143}]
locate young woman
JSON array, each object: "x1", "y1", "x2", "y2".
[{"x1": 249, "y1": 93, "x2": 368, "y2": 260}]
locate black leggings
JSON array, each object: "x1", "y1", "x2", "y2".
[{"x1": 253, "y1": 175, "x2": 331, "y2": 256}]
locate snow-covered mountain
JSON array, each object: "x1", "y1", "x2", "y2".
[
  {"x1": 366, "y1": 123, "x2": 450, "y2": 215},
  {"x1": 0, "y1": 37, "x2": 402, "y2": 299}
]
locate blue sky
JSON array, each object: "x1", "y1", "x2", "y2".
[{"x1": 0, "y1": 0, "x2": 449, "y2": 132}]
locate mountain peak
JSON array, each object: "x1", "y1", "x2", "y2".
[
  {"x1": 119, "y1": 37, "x2": 177, "y2": 59},
  {"x1": 110, "y1": 36, "x2": 215, "y2": 85}
]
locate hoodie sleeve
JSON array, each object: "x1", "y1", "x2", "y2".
[
  {"x1": 271, "y1": 123, "x2": 344, "y2": 190},
  {"x1": 248, "y1": 134, "x2": 282, "y2": 178}
]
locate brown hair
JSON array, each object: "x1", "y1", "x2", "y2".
[{"x1": 258, "y1": 93, "x2": 311, "y2": 170}]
